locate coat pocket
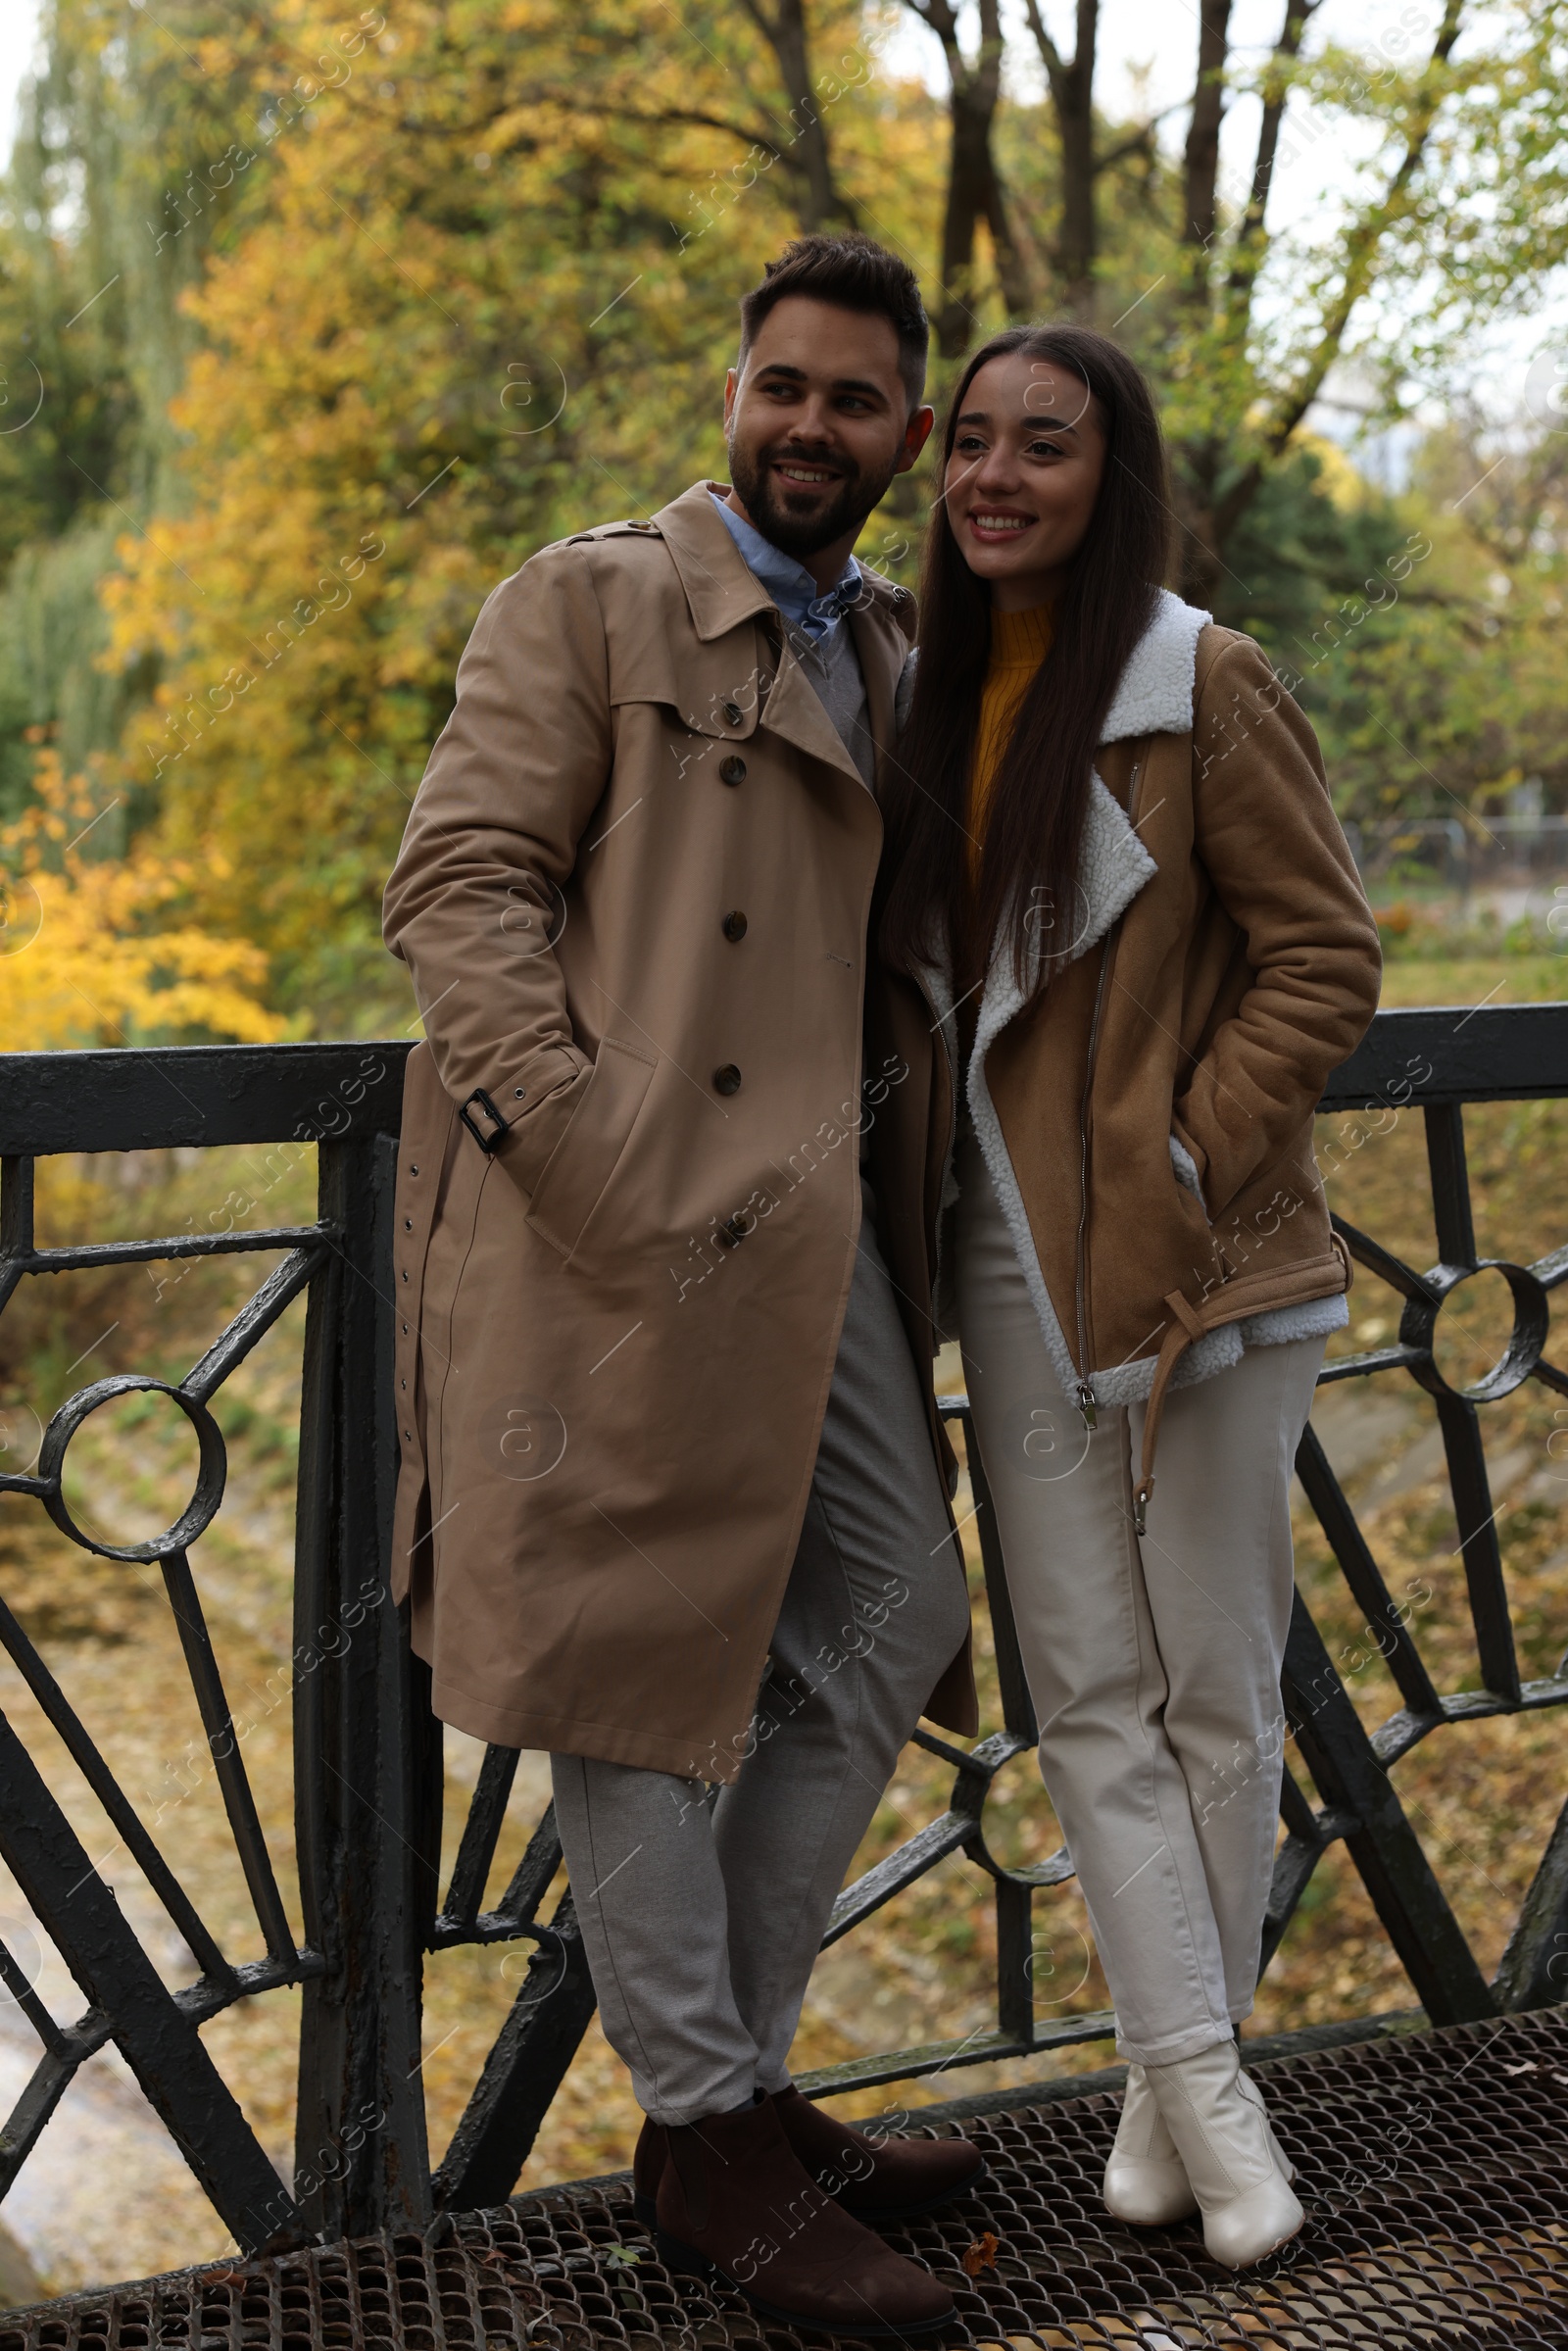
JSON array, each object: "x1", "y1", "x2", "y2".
[{"x1": 524, "y1": 1034, "x2": 658, "y2": 1264}]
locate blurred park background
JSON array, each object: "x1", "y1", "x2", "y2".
[
  {"x1": 2, "y1": 0, "x2": 1568, "y2": 1044},
  {"x1": 1, "y1": 0, "x2": 1568, "y2": 2304}
]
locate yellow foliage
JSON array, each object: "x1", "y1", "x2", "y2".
[
  {"x1": 0, "y1": 755, "x2": 284, "y2": 1049},
  {"x1": 1293, "y1": 429, "x2": 1377, "y2": 512},
  {"x1": 95, "y1": 0, "x2": 931, "y2": 1027}
]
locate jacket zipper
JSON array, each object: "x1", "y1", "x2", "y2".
[{"x1": 1072, "y1": 752, "x2": 1145, "y2": 1430}]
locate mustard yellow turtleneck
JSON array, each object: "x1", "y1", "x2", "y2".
[{"x1": 966, "y1": 602, "x2": 1054, "y2": 875}]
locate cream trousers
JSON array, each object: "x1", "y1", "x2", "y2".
[{"x1": 954, "y1": 1134, "x2": 1324, "y2": 2065}]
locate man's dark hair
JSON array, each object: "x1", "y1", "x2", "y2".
[{"x1": 738, "y1": 233, "x2": 929, "y2": 411}]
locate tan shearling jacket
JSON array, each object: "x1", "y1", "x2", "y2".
[{"x1": 882, "y1": 591, "x2": 1382, "y2": 1523}]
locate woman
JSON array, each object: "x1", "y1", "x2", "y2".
[{"x1": 879, "y1": 326, "x2": 1380, "y2": 2269}]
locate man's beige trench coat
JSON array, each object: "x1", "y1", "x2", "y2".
[{"x1": 381, "y1": 481, "x2": 976, "y2": 1781}]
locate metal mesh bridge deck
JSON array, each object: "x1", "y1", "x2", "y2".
[{"x1": 4, "y1": 2009, "x2": 1565, "y2": 2351}]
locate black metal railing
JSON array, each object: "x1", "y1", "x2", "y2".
[{"x1": 0, "y1": 1004, "x2": 1565, "y2": 2262}]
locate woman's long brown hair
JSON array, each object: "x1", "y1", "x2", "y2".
[{"x1": 879, "y1": 324, "x2": 1172, "y2": 1004}]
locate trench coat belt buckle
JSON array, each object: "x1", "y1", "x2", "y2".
[{"x1": 459, "y1": 1088, "x2": 508, "y2": 1153}]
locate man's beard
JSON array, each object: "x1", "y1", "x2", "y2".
[{"x1": 728, "y1": 436, "x2": 898, "y2": 562}]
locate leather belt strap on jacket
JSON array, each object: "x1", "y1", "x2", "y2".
[{"x1": 1132, "y1": 1233, "x2": 1353, "y2": 1536}]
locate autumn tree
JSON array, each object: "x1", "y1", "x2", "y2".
[
  {"x1": 4, "y1": 0, "x2": 1566, "y2": 1044},
  {"x1": 896, "y1": 0, "x2": 1568, "y2": 599},
  {"x1": 898, "y1": 0, "x2": 1030, "y2": 353},
  {"x1": 90, "y1": 0, "x2": 936, "y2": 1024},
  {"x1": 0, "y1": 0, "x2": 360, "y2": 820}
]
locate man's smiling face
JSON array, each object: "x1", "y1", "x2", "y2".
[{"x1": 723, "y1": 295, "x2": 931, "y2": 574}]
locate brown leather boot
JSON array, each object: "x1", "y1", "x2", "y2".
[
  {"x1": 632, "y1": 2091, "x2": 986, "y2": 2227},
  {"x1": 654, "y1": 2091, "x2": 956, "y2": 2336},
  {"x1": 773, "y1": 2084, "x2": 987, "y2": 2222},
  {"x1": 631, "y1": 2114, "x2": 665, "y2": 2224}
]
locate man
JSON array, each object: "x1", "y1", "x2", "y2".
[{"x1": 382, "y1": 234, "x2": 982, "y2": 2335}]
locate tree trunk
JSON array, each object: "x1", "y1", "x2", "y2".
[
  {"x1": 1177, "y1": 0, "x2": 1465, "y2": 599},
  {"x1": 1023, "y1": 0, "x2": 1100, "y2": 318},
  {"x1": 1226, "y1": 0, "x2": 1319, "y2": 302},
  {"x1": 1258, "y1": 0, "x2": 1464, "y2": 452},
  {"x1": 1059, "y1": 0, "x2": 1102, "y2": 320},
  {"x1": 1173, "y1": 443, "x2": 1229, "y2": 605},
  {"x1": 937, "y1": 77, "x2": 996, "y2": 353},
  {"x1": 908, "y1": 0, "x2": 1027, "y2": 356},
  {"x1": 741, "y1": 0, "x2": 856, "y2": 229},
  {"x1": 982, "y1": 155, "x2": 1032, "y2": 322},
  {"x1": 1182, "y1": 0, "x2": 1233, "y2": 286}
]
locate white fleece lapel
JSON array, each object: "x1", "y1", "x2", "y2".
[
  {"x1": 963, "y1": 939, "x2": 1085, "y2": 1395},
  {"x1": 1071, "y1": 771, "x2": 1158, "y2": 964},
  {"x1": 940, "y1": 587, "x2": 1220, "y2": 1396},
  {"x1": 898, "y1": 588, "x2": 1208, "y2": 748},
  {"x1": 1101, "y1": 588, "x2": 1210, "y2": 744},
  {"x1": 961, "y1": 586, "x2": 1210, "y2": 1073},
  {"x1": 928, "y1": 588, "x2": 1207, "y2": 992}
]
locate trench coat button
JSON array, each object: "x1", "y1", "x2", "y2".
[
  {"x1": 722, "y1": 911, "x2": 748, "y2": 942},
  {"x1": 712, "y1": 1064, "x2": 742, "y2": 1096},
  {"x1": 400, "y1": 1377, "x2": 407, "y2": 1391},
  {"x1": 404, "y1": 1216, "x2": 413, "y2": 1230},
  {"x1": 402, "y1": 1320, "x2": 410, "y2": 1334},
  {"x1": 409, "y1": 1163, "x2": 418, "y2": 1176},
  {"x1": 719, "y1": 756, "x2": 746, "y2": 785},
  {"x1": 401, "y1": 1269, "x2": 409, "y2": 1283},
  {"x1": 722, "y1": 702, "x2": 742, "y2": 725}
]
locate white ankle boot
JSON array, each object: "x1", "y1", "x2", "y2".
[
  {"x1": 1143, "y1": 2041, "x2": 1303, "y2": 2268},
  {"x1": 1102, "y1": 2064, "x2": 1198, "y2": 2225}
]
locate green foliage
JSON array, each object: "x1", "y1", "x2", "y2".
[
  {"x1": 1212, "y1": 445, "x2": 1408, "y2": 659},
  {"x1": 0, "y1": 0, "x2": 307, "y2": 831},
  {"x1": 0, "y1": 525, "x2": 141, "y2": 822}
]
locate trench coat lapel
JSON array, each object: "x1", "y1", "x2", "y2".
[
  {"x1": 656, "y1": 481, "x2": 776, "y2": 643},
  {"x1": 760, "y1": 573, "x2": 905, "y2": 791},
  {"x1": 656, "y1": 481, "x2": 899, "y2": 795},
  {"x1": 759, "y1": 644, "x2": 867, "y2": 789}
]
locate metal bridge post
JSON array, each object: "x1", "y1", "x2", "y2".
[{"x1": 294, "y1": 1131, "x2": 439, "y2": 2238}]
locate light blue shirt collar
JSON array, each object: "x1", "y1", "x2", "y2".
[{"x1": 711, "y1": 492, "x2": 860, "y2": 642}]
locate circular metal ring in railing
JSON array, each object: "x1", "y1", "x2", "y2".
[
  {"x1": 956, "y1": 1739, "x2": 1075, "y2": 1886},
  {"x1": 37, "y1": 1374, "x2": 227, "y2": 1562},
  {"x1": 959, "y1": 1755, "x2": 1095, "y2": 2012},
  {"x1": 1400, "y1": 1259, "x2": 1550, "y2": 1404}
]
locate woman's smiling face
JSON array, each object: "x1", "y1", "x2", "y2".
[{"x1": 943, "y1": 353, "x2": 1109, "y2": 611}]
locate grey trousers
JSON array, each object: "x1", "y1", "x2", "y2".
[
  {"x1": 552, "y1": 1187, "x2": 970, "y2": 2125},
  {"x1": 955, "y1": 1134, "x2": 1324, "y2": 2065}
]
